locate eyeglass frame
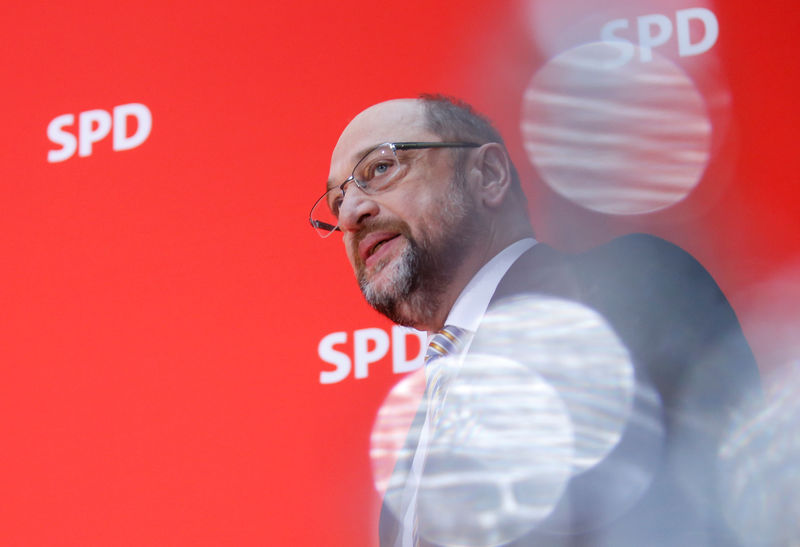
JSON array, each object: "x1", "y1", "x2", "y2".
[{"x1": 309, "y1": 141, "x2": 482, "y2": 236}]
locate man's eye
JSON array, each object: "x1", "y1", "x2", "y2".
[{"x1": 367, "y1": 160, "x2": 395, "y2": 179}]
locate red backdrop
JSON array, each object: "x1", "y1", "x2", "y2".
[{"x1": 1, "y1": 1, "x2": 797, "y2": 545}]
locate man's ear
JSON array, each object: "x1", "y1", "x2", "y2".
[{"x1": 469, "y1": 143, "x2": 512, "y2": 208}]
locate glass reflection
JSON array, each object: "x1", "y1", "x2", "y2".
[
  {"x1": 521, "y1": 42, "x2": 711, "y2": 214},
  {"x1": 370, "y1": 295, "x2": 669, "y2": 545}
]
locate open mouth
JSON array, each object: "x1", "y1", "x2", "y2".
[
  {"x1": 368, "y1": 234, "x2": 400, "y2": 258},
  {"x1": 358, "y1": 231, "x2": 403, "y2": 265}
]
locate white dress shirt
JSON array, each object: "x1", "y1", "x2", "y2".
[{"x1": 444, "y1": 237, "x2": 537, "y2": 333}]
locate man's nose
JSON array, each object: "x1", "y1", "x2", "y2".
[{"x1": 337, "y1": 184, "x2": 378, "y2": 232}]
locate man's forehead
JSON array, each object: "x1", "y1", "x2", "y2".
[{"x1": 328, "y1": 99, "x2": 433, "y2": 183}]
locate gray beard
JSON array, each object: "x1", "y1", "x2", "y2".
[
  {"x1": 357, "y1": 181, "x2": 477, "y2": 328},
  {"x1": 358, "y1": 237, "x2": 444, "y2": 327}
]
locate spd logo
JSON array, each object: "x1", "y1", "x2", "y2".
[
  {"x1": 47, "y1": 103, "x2": 152, "y2": 162},
  {"x1": 318, "y1": 326, "x2": 426, "y2": 384},
  {"x1": 601, "y1": 7, "x2": 719, "y2": 64}
]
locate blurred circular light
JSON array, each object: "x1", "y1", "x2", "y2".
[
  {"x1": 473, "y1": 295, "x2": 636, "y2": 472},
  {"x1": 418, "y1": 354, "x2": 574, "y2": 546},
  {"x1": 369, "y1": 295, "x2": 668, "y2": 544},
  {"x1": 370, "y1": 353, "x2": 575, "y2": 547},
  {"x1": 521, "y1": 41, "x2": 712, "y2": 214}
]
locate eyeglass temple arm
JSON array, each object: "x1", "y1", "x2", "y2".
[
  {"x1": 393, "y1": 142, "x2": 481, "y2": 150},
  {"x1": 310, "y1": 219, "x2": 341, "y2": 232}
]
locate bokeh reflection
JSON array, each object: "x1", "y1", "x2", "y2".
[
  {"x1": 419, "y1": 354, "x2": 573, "y2": 546},
  {"x1": 473, "y1": 296, "x2": 636, "y2": 473},
  {"x1": 371, "y1": 296, "x2": 669, "y2": 545},
  {"x1": 521, "y1": 42, "x2": 711, "y2": 214}
]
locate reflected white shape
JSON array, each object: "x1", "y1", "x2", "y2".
[
  {"x1": 369, "y1": 295, "x2": 665, "y2": 545},
  {"x1": 472, "y1": 295, "x2": 665, "y2": 536},
  {"x1": 473, "y1": 295, "x2": 635, "y2": 472},
  {"x1": 718, "y1": 363, "x2": 800, "y2": 546},
  {"x1": 521, "y1": 41, "x2": 711, "y2": 214},
  {"x1": 418, "y1": 354, "x2": 574, "y2": 546}
]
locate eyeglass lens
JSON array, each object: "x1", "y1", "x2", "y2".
[{"x1": 310, "y1": 144, "x2": 407, "y2": 236}]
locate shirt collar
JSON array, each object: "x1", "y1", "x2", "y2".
[{"x1": 443, "y1": 238, "x2": 537, "y2": 333}]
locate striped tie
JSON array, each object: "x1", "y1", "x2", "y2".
[
  {"x1": 425, "y1": 325, "x2": 468, "y2": 364},
  {"x1": 424, "y1": 325, "x2": 470, "y2": 432}
]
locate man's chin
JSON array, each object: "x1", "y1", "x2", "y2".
[
  {"x1": 354, "y1": 229, "x2": 439, "y2": 327},
  {"x1": 359, "y1": 260, "x2": 402, "y2": 300},
  {"x1": 358, "y1": 250, "x2": 415, "y2": 314}
]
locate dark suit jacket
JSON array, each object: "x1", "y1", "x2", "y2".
[{"x1": 380, "y1": 234, "x2": 760, "y2": 546}]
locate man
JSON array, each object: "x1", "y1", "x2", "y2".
[{"x1": 310, "y1": 96, "x2": 760, "y2": 546}]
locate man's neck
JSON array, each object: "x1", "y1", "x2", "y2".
[
  {"x1": 416, "y1": 237, "x2": 537, "y2": 332},
  {"x1": 408, "y1": 215, "x2": 535, "y2": 331}
]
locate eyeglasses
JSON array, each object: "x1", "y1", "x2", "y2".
[{"x1": 309, "y1": 141, "x2": 481, "y2": 237}]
